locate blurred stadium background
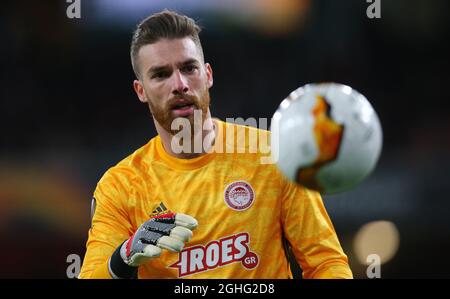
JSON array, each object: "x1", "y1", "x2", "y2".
[{"x1": 1, "y1": 0, "x2": 449, "y2": 278}]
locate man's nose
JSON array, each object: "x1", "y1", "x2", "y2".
[{"x1": 171, "y1": 70, "x2": 189, "y2": 95}]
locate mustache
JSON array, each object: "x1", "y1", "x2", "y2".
[{"x1": 168, "y1": 94, "x2": 198, "y2": 109}]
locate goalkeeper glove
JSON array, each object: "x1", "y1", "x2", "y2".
[{"x1": 108, "y1": 212, "x2": 198, "y2": 278}]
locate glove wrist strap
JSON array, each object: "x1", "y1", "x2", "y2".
[{"x1": 108, "y1": 241, "x2": 138, "y2": 279}]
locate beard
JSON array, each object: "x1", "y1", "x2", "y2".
[{"x1": 148, "y1": 87, "x2": 211, "y2": 136}]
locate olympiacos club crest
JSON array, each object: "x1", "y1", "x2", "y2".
[{"x1": 224, "y1": 181, "x2": 255, "y2": 211}]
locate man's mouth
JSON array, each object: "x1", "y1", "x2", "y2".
[{"x1": 171, "y1": 102, "x2": 195, "y2": 117}]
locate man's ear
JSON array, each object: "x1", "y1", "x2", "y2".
[
  {"x1": 205, "y1": 63, "x2": 213, "y2": 88},
  {"x1": 133, "y1": 79, "x2": 148, "y2": 103}
]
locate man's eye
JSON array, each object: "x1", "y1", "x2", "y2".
[
  {"x1": 182, "y1": 65, "x2": 197, "y2": 73},
  {"x1": 152, "y1": 72, "x2": 169, "y2": 79}
]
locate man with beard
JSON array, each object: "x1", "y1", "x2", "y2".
[{"x1": 79, "y1": 10, "x2": 352, "y2": 279}]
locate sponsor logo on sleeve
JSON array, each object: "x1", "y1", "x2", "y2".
[{"x1": 90, "y1": 197, "x2": 96, "y2": 226}]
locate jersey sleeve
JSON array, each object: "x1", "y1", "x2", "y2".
[
  {"x1": 280, "y1": 179, "x2": 353, "y2": 279},
  {"x1": 78, "y1": 168, "x2": 135, "y2": 279}
]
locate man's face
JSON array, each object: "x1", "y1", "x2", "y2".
[{"x1": 133, "y1": 37, "x2": 213, "y2": 134}]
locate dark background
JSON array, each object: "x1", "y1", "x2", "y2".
[{"x1": 1, "y1": 0, "x2": 449, "y2": 278}]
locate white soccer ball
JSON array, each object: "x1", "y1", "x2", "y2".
[{"x1": 271, "y1": 83, "x2": 383, "y2": 194}]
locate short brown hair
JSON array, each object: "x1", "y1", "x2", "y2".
[{"x1": 130, "y1": 10, "x2": 203, "y2": 78}]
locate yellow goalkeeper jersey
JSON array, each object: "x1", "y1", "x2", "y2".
[{"x1": 79, "y1": 120, "x2": 352, "y2": 279}]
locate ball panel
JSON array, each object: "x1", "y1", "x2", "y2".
[{"x1": 271, "y1": 82, "x2": 383, "y2": 194}]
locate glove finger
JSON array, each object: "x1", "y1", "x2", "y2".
[
  {"x1": 128, "y1": 245, "x2": 162, "y2": 266},
  {"x1": 170, "y1": 226, "x2": 193, "y2": 243},
  {"x1": 143, "y1": 244, "x2": 163, "y2": 258},
  {"x1": 175, "y1": 213, "x2": 198, "y2": 230},
  {"x1": 157, "y1": 236, "x2": 184, "y2": 252}
]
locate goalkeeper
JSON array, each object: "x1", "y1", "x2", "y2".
[{"x1": 79, "y1": 10, "x2": 353, "y2": 279}]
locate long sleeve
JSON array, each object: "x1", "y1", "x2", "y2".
[
  {"x1": 78, "y1": 170, "x2": 134, "y2": 279},
  {"x1": 281, "y1": 179, "x2": 353, "y2": 279}
]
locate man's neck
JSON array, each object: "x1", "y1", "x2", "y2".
[{"x1": 155, "y1": 111, "x2": 216, "y2": 159}]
